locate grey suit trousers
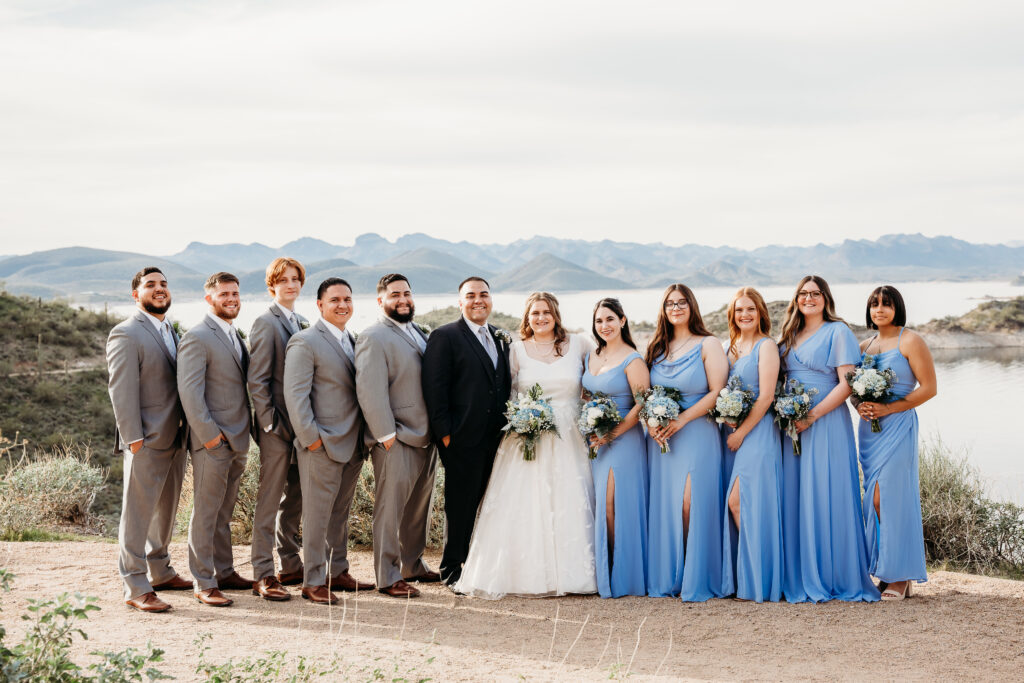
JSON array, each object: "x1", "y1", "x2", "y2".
[
  {"x1": 250, "y1": 430, "x2": 303, "y2": 579},
  {"x1": 188, "y1": 445, "x2": 247, "y2": 591},
  {"x1": 371, "y1": 441, "x2": 437, "y2": 587},
  {"x1": 117, "y1": 444, "x2": 187, "y2": 600},
  {"x1": 298, "y1": 446, "x2": 363, "y2": 587}
]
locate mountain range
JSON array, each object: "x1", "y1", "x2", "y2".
[{"x1": 1, "y1": 233, "x2": 1022, "y2": 301}]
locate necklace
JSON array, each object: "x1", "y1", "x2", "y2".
[
  {"x1": 668, "y1": 335, "x2": 695, "y2": 358},
  {"x1": 531, "y1": 338, "x2": 556, "y2": 346}
]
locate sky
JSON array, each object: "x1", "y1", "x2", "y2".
[{"x1": 2, "y1": 0, "x2": 1023, "y2": 256}]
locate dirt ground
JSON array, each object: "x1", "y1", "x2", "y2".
[{"x1": 2, "y1": 542, "x2": 1023, "y2": 681}]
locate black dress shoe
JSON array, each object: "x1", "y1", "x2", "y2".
[{"x1": 407, "y1": 570, "x2": 442, "y2": 583}]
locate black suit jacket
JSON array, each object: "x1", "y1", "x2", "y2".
[{"x1": 422, "y1": 317, "x2": 512, "y2": 450}]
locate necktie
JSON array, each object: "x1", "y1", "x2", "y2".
[
  {"x1": 478, "y1": 327, "x2": 498, "y2": 367},
  {"x1": 288, "y1": 314, "x2": 300, "y2": 335},
  {"x1": 340, "y1": 333, "x2": 354, "y2": 361},
  {"x1": 407, "y1": 325, "x2": 426, "y2": 352},
  {"x1": 161, "y1": 322, "x2": 177, "y2": 360},
  {"x1": 229, "y1": 328, "x2": 243, "y2": 361}
]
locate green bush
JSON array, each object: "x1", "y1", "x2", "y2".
[{"x1": 919, "y1": 437, "x2": 1024, "y2": 575}]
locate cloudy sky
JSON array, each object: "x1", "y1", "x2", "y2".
[{"x1": 2, "y1": 0, "x2": 1022, "y2": 255}]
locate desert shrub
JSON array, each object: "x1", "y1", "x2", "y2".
[
  {"x1": 919, "y1": 437, "x2": 1024, "y2": 575},
  {"x1": 194, "y1": 633, "x2": 339, "y2": 682},
  {"x1": 416, "y1": 305, "x2": 520, "y2": 334}
]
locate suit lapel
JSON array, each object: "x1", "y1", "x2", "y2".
[
  {"x1": 269, "y1": 304, "x2": 294, "y2": 342},
  {"x1": 383, "y1": 317, "x2": 422, "y2": 355},
  {"x1": 135, "y1": 311, "x2": 176, "y2": 368},
  {"x1": 457, "y1": 318, "x2": 496, "y2": 384},
  {"x1": 316, "y1": 320, "x2": 354, "y2": 374},
  {"x1": 206, "y1": 315, "x2": 244, "y2": 373}
]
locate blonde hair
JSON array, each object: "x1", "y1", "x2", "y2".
[
  {"x1": 727, "y1": 287, "x2": 771, "y2": 356},
  {"x1": 519, "y1": 291, "x2": 568, "y2": 357},
  {"x1": 265, "y1": 257, "x2": 306, "y2": 292}
]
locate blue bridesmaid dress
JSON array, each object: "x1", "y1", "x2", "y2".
[
  {"x1": 582, "y1": 352, "x2": 648, "y2": 598},
  {"x1": 721, "y1": 338, "x2": 784, "y2": 602},
  {"x1": 780, "y1": 321, "x2": 880, "y2": 603},
  {"x1": 647, "y1": 343, "x2": 725, "y2": 601},
  {"x1": 858, "y1": 328, "x2": 927, "y2": 585}
]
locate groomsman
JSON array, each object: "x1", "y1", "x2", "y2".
[
  {"x1": 422, "y1": 276, "x2": 512, "y2": 586},
  {"x1": 177, "y1": 272, "x2": 255, "y2": 607},
  {"x1": 284, "y1": 278, "x2": 376, "y2": 605},
  {"x1": 107, "y1": 267, "x2": 191, "y2": 613},
  {"x1": 248, "y1": 257, "x2": 307, "y2": 601},
  {"x1": 355, "y1": 273, "x2": 440, "y2": 598}
]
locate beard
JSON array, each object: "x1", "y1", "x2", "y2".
[
  {"x1": 141, "y1": 298, "x2": 171, "y2": 316},
  {"x1": 385, "y1": 300, "x2": 415, "y2": 323},
  {"x1": 212, "y1": 302, "x2": 239, "y2": 320}
]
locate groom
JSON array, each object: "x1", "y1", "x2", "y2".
[{"x1": 422, "y1": 276, "x2": 512, "y2": 586}]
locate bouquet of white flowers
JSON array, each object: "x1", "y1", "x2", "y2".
[
  {"x1": 773, "y1": 378, "x2": 818, "y2": 455},
  {"x1": 846, "y1": 355, "x2": 897, "y2": 432},
  {"x1": 708, "y1": 375, "x2": 756, "y2": 429},
  {"x1": 635, "y1": 385, "x2": 683, "y2": 454},
  {"x1": 577, "y1": 392, "x2": 623, "y2": 460},
  {"x1": 502, "y1": 383, "x2": 559, "y2": 461}
]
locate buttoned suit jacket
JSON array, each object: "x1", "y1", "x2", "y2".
[
  {"x1": 247, "y1": 305, "x2": 308, "y2": 440},
  {"x1": 106, "y1": 310, "x2": 187, "y2": 453},
  {"x1": 177, "y1": 315, "x2": 253, "y2": 453},
  {"x1": 354, "y1": 317, "x2": 432, "y2": 448},
  {"x1": 284, "y1": 319, "x2": 372, "y2": 464}
]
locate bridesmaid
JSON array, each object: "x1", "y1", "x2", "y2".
[
  {"x1": 721, "y1": 288, "x2": 783, "y2": 603},
  {"x1": 778, "y1": 275, "x2": 879, "y2": 603},
  {"x1": 646, "y1": 284, "x2": 728, "y2": 601},
  {"x1": 854, "y1": 286, "x2": 936, "y2": 600},
  {"x1": 582, "y1": 298, "x2": 650, "y2": 598}
]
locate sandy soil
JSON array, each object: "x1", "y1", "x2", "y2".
[{"x1": 2, "y1": 542, "x2": 1023, "y2": 681}]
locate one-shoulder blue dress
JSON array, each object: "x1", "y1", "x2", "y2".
[
  {"x1": 857, "y1": 328, "x2": 927, "y2": 584},
  {"x1": 780, "y1": 322, "x2": 880, "y2": 603},
  {"x1": 647, "y1": 343, "x2": 725, "y2": 601},
  {"x1": 721, "y1": 338, "x2": 784, "y2": 602},
  {"x1": 582, "y1": 352, "x2": 648, "y2": 598}
]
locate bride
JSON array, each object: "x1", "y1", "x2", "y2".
[{"x1": 453, "y1": 292, "x2": 598, "y2": 599}]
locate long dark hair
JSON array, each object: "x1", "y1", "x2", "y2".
[
  {"x1": 779, "y1": 275, "x2": 846, "y2": 357},
  {"x1": 645, "y1": 284, "x2": 712, "y2": 367},
  {"x1": 519, "y1": 291, "x2": 568, "y2": 357},
  {"x1": 865, "y1": 285, "x2": 907, "y2": 329},
  {"x1": 591, "y1": 298, "x2": 637, "y2": 354}
]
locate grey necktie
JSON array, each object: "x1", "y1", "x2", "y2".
[
  {"x1": 407, "y1": 324, "x2": 426, "y2": 352},
  {"x1": 478, "y1": 326, "x2": 498, "y2": 367},
  {"x1": 340, "y1": 332, "x2": 354, "y2": 361},
  {"x1": 229, "y1": 328, "x2": 243, "y2": 361},
  {"x1": 161, "y1": 321, "x2": 177, "y2": 360},
  {"x1": 288, "y1": 314, "x2": 300, "y2": 335}
]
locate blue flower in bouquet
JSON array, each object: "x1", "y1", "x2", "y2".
[
  {"x1": 846, "y1": 354, "x2": 897, "y2": 432},
  {"x1": 773, "y1": 378, "x2": 818, "y2": 455},
  {"x1": 577, "y1": 393, "x2": 623, "y2": 460},
  {"x1": 503, "y1": 383, "x2": 558, "y2": 461},
  {"x1": 636, "y1": 385, "x2": 683, "y2": 454},
  {"x1": 708, "y1": 375, "x2": 755, "y2": 428}
]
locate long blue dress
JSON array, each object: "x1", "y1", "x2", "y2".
[
  {"x1": 722, "y1": 338, "x2": 784, "y2": 602},
  {"x1": 647, "y1": 342, "x2": 725, "y2": 601},
  {"x1": 858, "y1": 328, "x2": 928, "y2": 584},
  {"x1": 780, "y1": 321, "x2": 879, "y2": 603},
  {"x1": 583, "y1": 352, "x2": 648, "y2": 598}
]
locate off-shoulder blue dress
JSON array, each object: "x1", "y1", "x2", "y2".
[
  {"x1": 647, "y1": 343, "x2": 725, "y2": 601},
  {"x1": 582, "y1": 352, "x2": 648, "y2": 598},
  {"x1": 780, "y1": 322, "x2": 880, "y2": 603},
  {"x1": 721, "y1": 338, "x2": 784, "y2": 602},
  {"x1": 857, "y1": 328, "x2": 927, "y2": 584}
]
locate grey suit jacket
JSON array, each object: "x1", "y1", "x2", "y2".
[
  {"x1": 354, "y1": 317, "x2": 432, "y2": 448},
  {"x1": 177, "y1": 314, "x2": 253, "y2": 453},
  {"x1": 106, "y1": 310, "x2": 187, "y2": 453},
  {"x1": 283, "y1": 319, "x2": 371, "y2": 464},
  {"x1": 247, "y1": 305, "x2": 308, "y2": 440}
]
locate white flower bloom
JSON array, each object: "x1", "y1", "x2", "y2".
[
  {"x1": 653, "y1": 405, "x2": 667, "y2": 417},
  {"x1": 647, "y1": 416, "x2": 659, "y2": 427}
]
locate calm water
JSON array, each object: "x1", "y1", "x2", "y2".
[{"x1": 98, "y1": 280, "x2": 1024, "y2": 501}]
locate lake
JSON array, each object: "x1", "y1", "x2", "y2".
[{"x1": 98, "y1": 280, "x2": 1024, "y2": 502}]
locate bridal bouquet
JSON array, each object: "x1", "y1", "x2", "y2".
[
  {"x1": 846, "y1": 355, "x2": 897, "y2": 432},
  {"x1": 503, "y1": 383, "x2": 558, "y2": 461},
  {"x1": 773, "y1": 378, "x2": 818, "y2": 455},
  {"x1": 577, "y1": 392, "x2": 622, "y2": 460},
  {"x1": 708, "y1": 375, "x2": 756, "y2": 429},
  {"x1": 635, "y1": 385, "x2": 682, "y2": 454}
]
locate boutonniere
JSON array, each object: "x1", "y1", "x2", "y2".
[
  {"x1": 493, "y1": 328, "x2": 513, "y2": 345},
  {"x1": 299, "y1": 320, "x2": 310, "y2": 330},
  {"x1": 350, "y1": 331, "x2": 359, "y2": 342},
  {"x1": 171, "y1": 320, "x2": 186, "y2": 336},
  {"x1": 414, "y1": 322, "x2": 431, "y2": 336},
  {"x1": 236, "y1": 328, "x2": 247, "y2": 341}
]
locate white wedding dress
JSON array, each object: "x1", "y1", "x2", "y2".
[{"x1": 453, "y1": 334, "x2": 597, "y2": 599}]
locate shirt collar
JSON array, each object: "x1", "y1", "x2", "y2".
[
  {"x1": 273, "y1": 301, "x2": 296, "y2": 321},
  {"x1": 139, "y1": 309, "x2": 167, "y2": 332},
  {"x1": 206, "y1": 312, "x2": 235, "y2": 337},
  {"x1": 462, "y1": 315, "x2": 489, "y2": 337},
  {"x1": 322, "y1": 319, "x2": 350, "y2": 344}
]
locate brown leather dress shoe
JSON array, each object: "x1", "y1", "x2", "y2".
[
  {"x1": 252, "y1": 576, "x2": 291, "y2": 601},
  {"x1": 328, "y1": 571, "x2": 375, "y2": 592},
  {"x1": 125, "y1": 591, "x2": 171, "y2": 613},
  {"x1": 217, "y1": 571, "x2": 255, "y2": 590},
  {"x1": 406, "y1": 570, "x2": 442, "y2": 583},
  {"x1": 379, "y1": 580, "x2": 420, "y2": 598},
  {"x1": 195, "y1": 588, "x2": 233, "y2": 607},
  {"x1": 151, "y1": 574, "x2": 193, "y2": 591},
  {"x1": 277, "y1": 569, "x2": 304, "y2": 586},
  {"x1": 301, "y1": 585, "x2": 339, "y2": 605}
]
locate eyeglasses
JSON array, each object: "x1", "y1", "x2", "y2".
[
  {"x1": 664, "y1": 300, "x2": 689, "y2": 310},
  {"x1": 797, "y1": 291, "x2": 824, "y2": 301}
]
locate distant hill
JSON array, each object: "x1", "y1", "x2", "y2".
[
  {"x1": 921, "y1": 296, "x2": 1024, "y2": 334},
  {"x1": 491, "y1": 253, "x2": 632, "y2": 292}
]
